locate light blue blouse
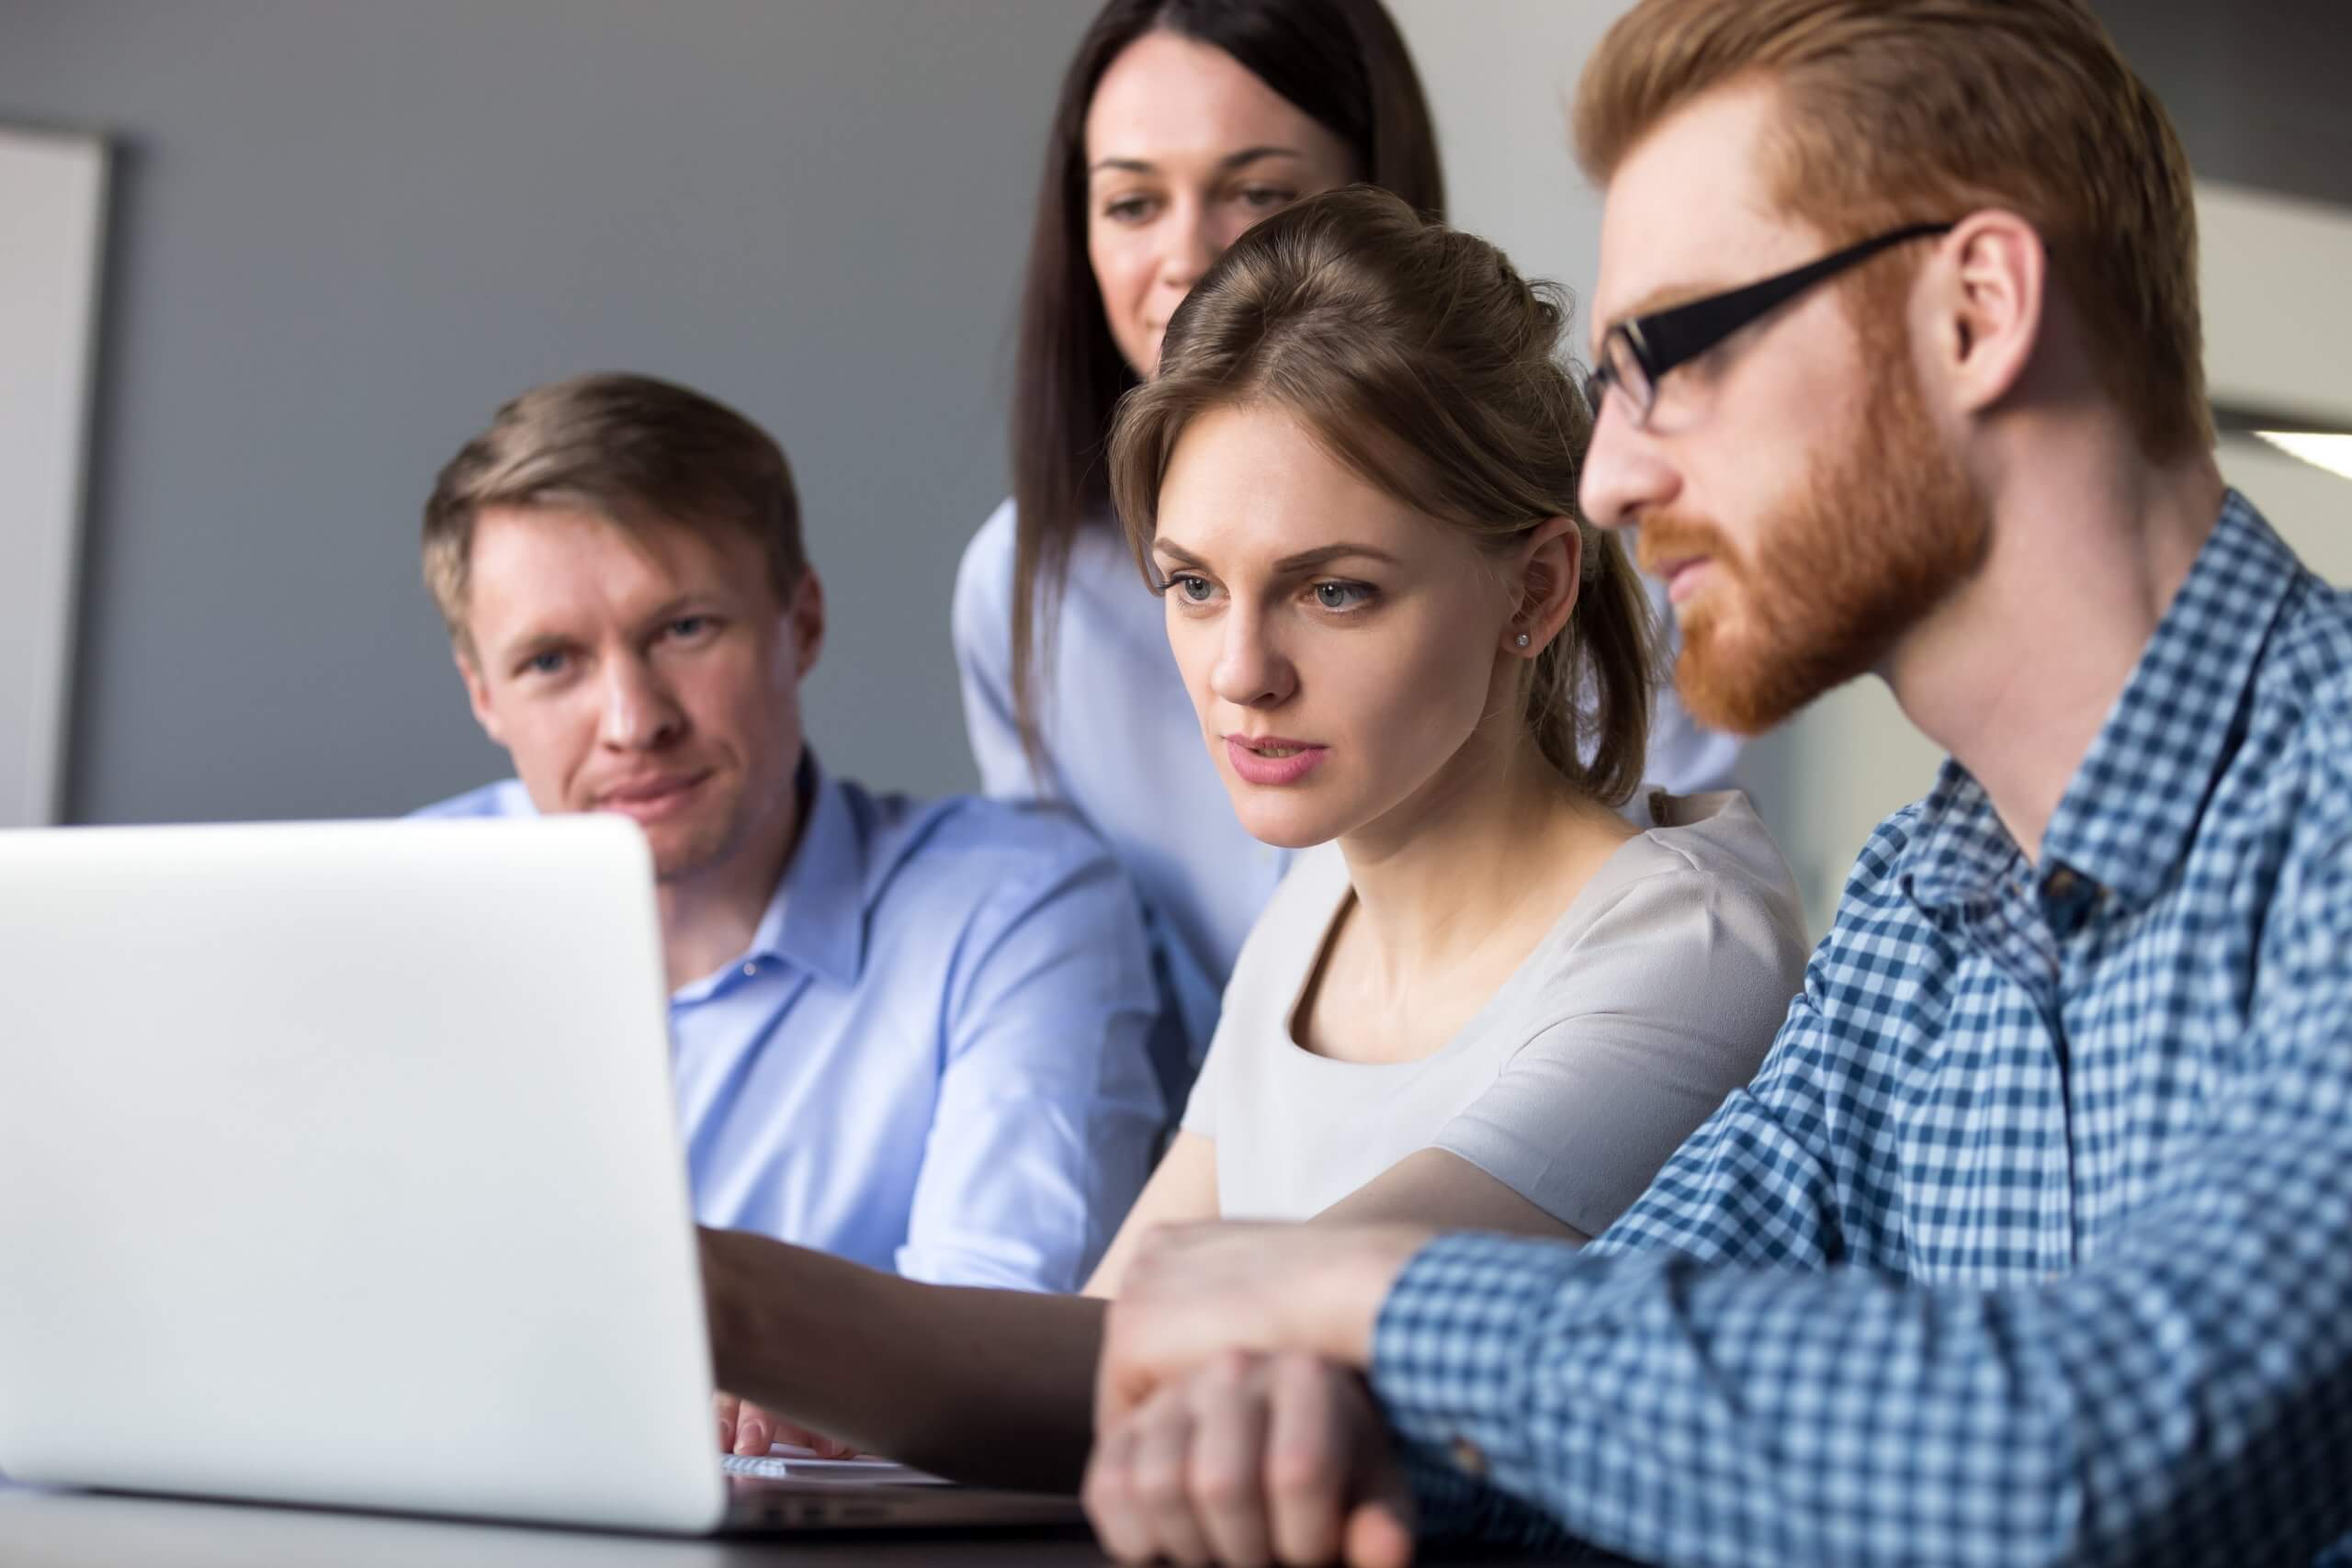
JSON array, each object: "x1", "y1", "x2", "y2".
[{"x1": 951, "y1": 500, "x2": 1740, "y2": 1077}]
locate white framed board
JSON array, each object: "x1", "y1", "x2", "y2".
[{"x1": 0, "y1": 125, "x2": 108, "y2": 828}]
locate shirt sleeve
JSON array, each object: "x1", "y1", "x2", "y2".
[
  {"x1": 1430, "y1": 860, "x2": 1805, "y2": 1238},
  {"x1": 1370, "y1": 828, "x2": 2352, "y2": 1567},
  {"x1": 951, "y1": 500, "x2": 1048, "y2": 802},
  {"x1": 894, "y1": 825, "x2": 1164, "y2": 1292}
]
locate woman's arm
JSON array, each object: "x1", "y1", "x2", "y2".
[
  {"x1": 703, "y1": 1228, "x2": 1104, "y2": 1490},
  {"x1": 702, "y1": 1134, "x2": 1222, "y2": 1489},
  {"x1": 1084, "y1": 1130, "x2": 1219, "y2": 1296}
]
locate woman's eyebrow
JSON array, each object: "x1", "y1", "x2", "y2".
[
  {"x1": 1153, "y1": 540, "x2": 1400, "y2": 573},
  {"x1": 1088, "y1": 145, "x2": 1306, "y2": 177},
  {"x1": 1272, "y1": 543, "x2": 1399, "y2": 573}
]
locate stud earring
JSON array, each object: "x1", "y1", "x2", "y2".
[{"x1": 1514, "y1": 633, "x2": 1531, "y2": 649}]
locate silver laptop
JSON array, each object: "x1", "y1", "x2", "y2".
[{"x1": 0, "y1": 818, "x2": 1081, "y2": 1536}]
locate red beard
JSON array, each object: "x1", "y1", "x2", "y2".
[{"x1": 1637, "y1": 338, "x2": 1990, "y2": 735}]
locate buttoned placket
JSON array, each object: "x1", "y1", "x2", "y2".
[{"x1": 1963, "y1": 861, "x2": 2082, "y2": 1279}]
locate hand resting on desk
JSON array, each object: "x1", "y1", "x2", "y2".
[{"x1": 1084, "y1": 1348, "x2": 1415, "y2": 1568}]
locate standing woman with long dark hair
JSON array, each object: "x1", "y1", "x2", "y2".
[{"x1": 953, "y1": 0, "x2": 1736, "y2": 1099}]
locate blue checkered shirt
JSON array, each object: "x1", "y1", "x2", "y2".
[{"x1": 1372, "y1": 491, "x2": 2352, "y2": 1566}]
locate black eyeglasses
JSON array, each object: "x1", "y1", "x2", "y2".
[{"x1": 1589, "y1": 221, "x2": 1953, "y2": 426}]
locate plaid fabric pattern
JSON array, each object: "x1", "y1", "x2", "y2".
[{"x1": 1373, "y1": 492, "x2": 2352, "y2": 1567}]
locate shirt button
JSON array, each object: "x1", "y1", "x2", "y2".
[
  {"x1": 1448, "y1": 1436, "x2": 1488, "y2": 1478},
  {"x1": 2046, "y1": 869, "x2": 2078, "y2": 898},
  {"x1": 740, "y1": 962, "x2": 758, "y2": 978}
]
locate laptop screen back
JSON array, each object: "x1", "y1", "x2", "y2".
[{"x1": 0, "y1": 817, "x2": 727, "y2": 1532}]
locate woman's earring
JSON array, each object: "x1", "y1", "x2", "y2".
[{"x1": 1515, "y1": 633, "x2": 1532, "y2": 649}]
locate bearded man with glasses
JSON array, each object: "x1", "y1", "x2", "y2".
[{"x1": 1076, "y1": 2, "x2": 2352, "y2": 1565}]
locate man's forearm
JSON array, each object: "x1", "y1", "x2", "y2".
[
  {"x1": 702, "y1": 1227, "x2": 1106, "y2": 1490},
  {"x1": 1370, "y1": 1228, "x2": 2352, "y2": 1567}
]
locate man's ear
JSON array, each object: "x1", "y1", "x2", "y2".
[
  {"x1": 1923, "y1": 209, "x2": 2047, "y2": 419},
  {"x1": 455, "y1": 643, "x2": 506, "y2": 748},
  {"x1": 788, "y1": 570, "x2": 826, "y2": 680},
  {"x1": 1510, "y1": 517, "x2": 1585, "y2": 658}
]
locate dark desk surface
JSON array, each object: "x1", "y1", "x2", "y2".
[{"x1": 0, "y1": 1483, "x2": 1569, "y2": 1566}]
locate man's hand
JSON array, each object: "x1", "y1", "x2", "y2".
[
  {"x1": 1085, "y1": 1349, "x2": 1415, "y2": 1568},
  {"x1": 1099, "y1": 1223, "x2": 1434, "y2": 1430},
  {"x1": 714, "y1": 1391, "x2": 860, "y2": 1459}
]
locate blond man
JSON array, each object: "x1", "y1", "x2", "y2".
[{"x1": 416, "y1": 373, "x2": 1161, "y2": 1308}]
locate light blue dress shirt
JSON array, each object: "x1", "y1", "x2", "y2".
[
  {"x1": 952, "y1": 500, "x2": 1742, "y2": 1081},
  {"x1": 415, "y1": 757, "x2": 1162, "y2": 1292}
]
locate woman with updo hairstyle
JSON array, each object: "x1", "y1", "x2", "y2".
[
  {"x1": 1098, "y1": 184, "x2": 1802, "y2": 1235},
  {"x1": 952, "y1": 0, "x2": 1738, "y2": 1113},
  {"x1": 704, "y1": 188, "x2": 1803, "y2": 1489}
]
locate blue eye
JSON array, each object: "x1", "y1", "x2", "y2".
[
  {"x1": 667, "y1": 615, "x2": 710, "y2": 639},
  {"x1": 1311, "y1": 581, "x2": 1374, "y2": 612},
  {"x1": 522, "y1": 650, "x2": 567, "y2": 677},
  {"x1": 1169, "y1": 573, "x2": 1216, "y2": 604}
]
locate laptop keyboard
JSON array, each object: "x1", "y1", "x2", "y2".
[{"x1": 722, "y1": 1451, "x2": 944, "y2": 1485}]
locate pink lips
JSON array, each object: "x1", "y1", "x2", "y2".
[
  {"x1": 1225, "y1": 735, "x2": 1327, "y2": 787},
  {"x1": 596, "y1": 771, "x2": 709, "y2": 823},
  {"x1": 1661, "y1": 558, "x2": 1713, "y2": 606}
]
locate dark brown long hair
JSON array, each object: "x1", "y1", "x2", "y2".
[
  {"x1": 1006, "y1": 0, "x2": 1445, "y2": 772},
  {"x1": 1108, "y1": 186, "x2": 1656, "y2": 806}
]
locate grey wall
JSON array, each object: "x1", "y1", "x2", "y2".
[
  {"x1": 7, "y1": 0, "x2": 2345, "y2": 828},
  {"x1": 2096, "y1": 0, "x2": 2352, "y2": 213},
  {"x1": 1, "y1": 0, "x2": 1096, "y2": 823}
]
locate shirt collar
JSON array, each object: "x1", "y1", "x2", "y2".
[
  {"x1": 739, "y1": 750, "x2": 867, "y2": 988},
  {"x1": 1905, "y1": 491, "x2": 2302, "y2": 914},
  {"x1": 1899, "y1": 763, "x2": 2019, "y2": 913}
]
